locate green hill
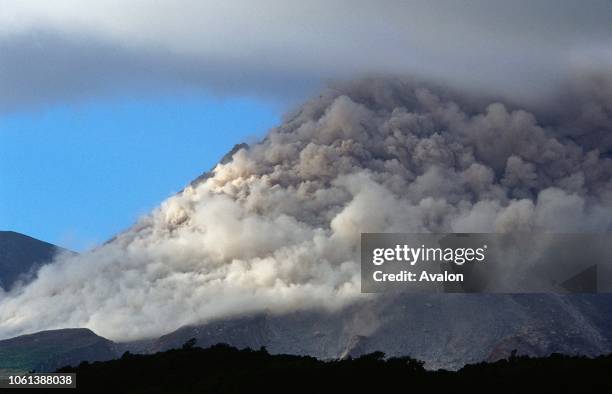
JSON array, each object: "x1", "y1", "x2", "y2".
[{"x1": 0, "y1": 328, "x2": 116, "y2": 373}]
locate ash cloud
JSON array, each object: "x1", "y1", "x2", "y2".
[{"x1": 0, "y1": 75, "x2": 611, "y2": 340}]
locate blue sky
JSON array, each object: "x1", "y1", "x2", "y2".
[{"x1": 0, "y1": 95, "x2": 280, "y2": 250}]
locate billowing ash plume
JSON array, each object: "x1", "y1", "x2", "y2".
[{"x1": 0, "y1": 75, "x2": 611, "y2": 341}]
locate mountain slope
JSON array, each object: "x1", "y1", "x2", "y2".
[
  {"x1": 0, "y1": 231, "x2": 73, "y2": 291},
  {"x1": 0, "y1": 328, "x2": 117, "y2": 373},
  {"x1": 149, "y1": 294, "x2": 612, "y2": 370},
  {"x1": 3, "y1": 293, "x2": 612, "y2": 372}
]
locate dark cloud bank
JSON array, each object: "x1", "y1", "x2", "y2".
[
  {"x1": 0, "y1": 30, "x2": 320, "y2": 112},
  {"x1": 1, "y1": 0, "x2": 611, "y2": 111}
]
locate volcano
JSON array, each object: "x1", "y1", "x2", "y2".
[{"x1": 0, "y1": 77, "x2": 611, "y2": 370}]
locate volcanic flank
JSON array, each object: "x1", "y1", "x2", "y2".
[{"x1": 0, "y1": 76, "x2": 611, "y2": 368}]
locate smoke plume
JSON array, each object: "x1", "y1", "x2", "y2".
[{"x1": 0, "y1": 75, "x2": 611, "y2": 341}]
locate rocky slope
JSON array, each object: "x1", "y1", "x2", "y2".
[{"x1": 146, "y1": 294, "x2": 612, "y2": 370}]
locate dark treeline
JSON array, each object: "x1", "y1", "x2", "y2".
[{"x1": 31, "y1": 341, "x2": 612, "y2": 393}]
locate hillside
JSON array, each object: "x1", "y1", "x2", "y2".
[
  {"x1": 0, "y1": 231, "x2": 73, "y2": 290},
  {"x1": 0, "y1": 328, "x2": 117, "y2": 374},
  {"x1": 148, "y1": 293, "x2": 612, "y2": 370}
]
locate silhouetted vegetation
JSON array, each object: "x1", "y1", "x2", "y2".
[{"x1": 35, "y1": 342, "x2": 612, "y2": 393}]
